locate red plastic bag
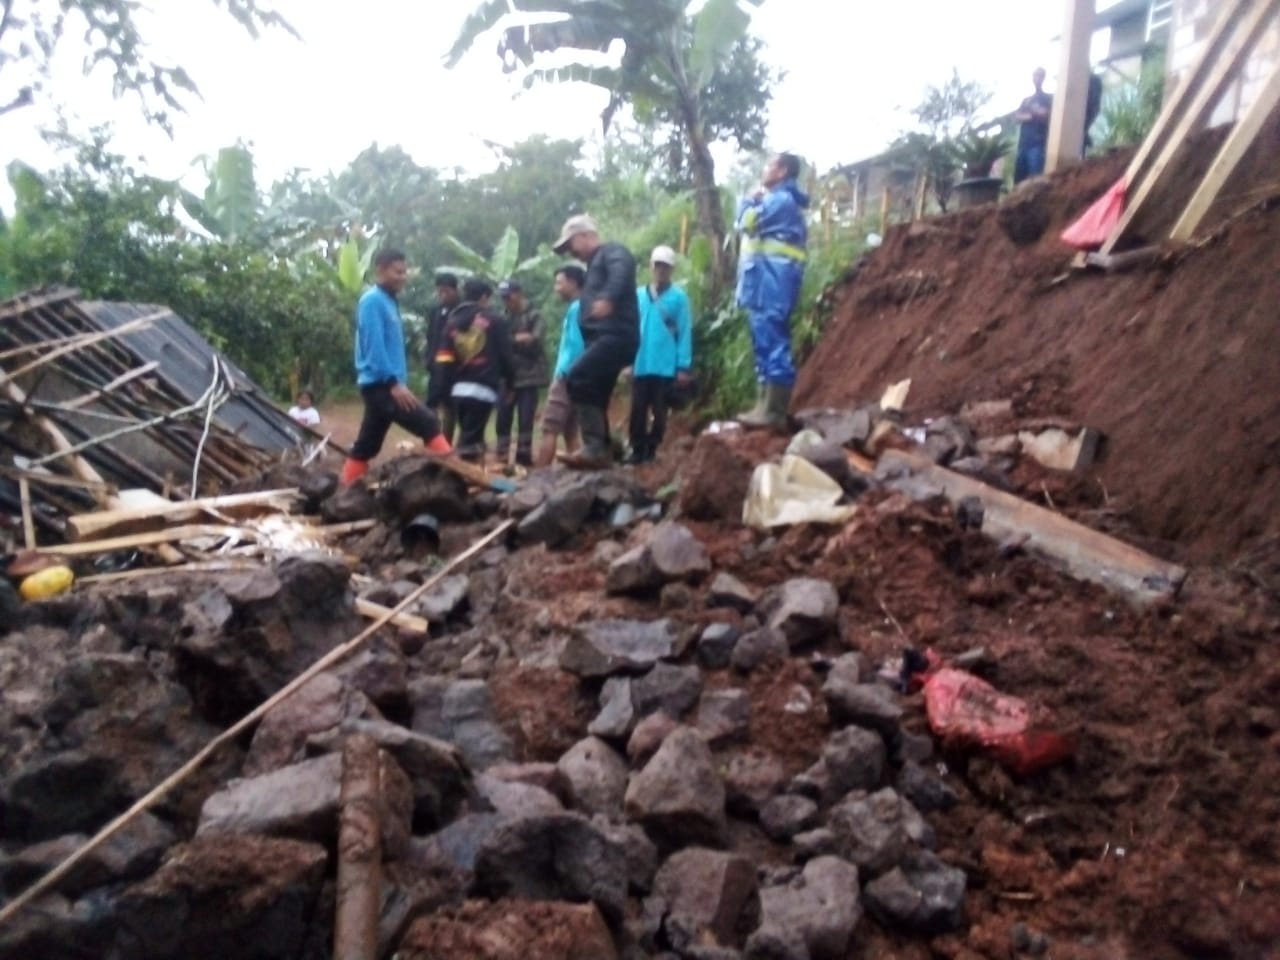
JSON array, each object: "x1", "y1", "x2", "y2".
[
  {"x1": 1060, "y1": 177, "x2": 1126, "y2": 251},
  {"x1": 917, "y1": 659, "x2": 1074, "y2": 776}
]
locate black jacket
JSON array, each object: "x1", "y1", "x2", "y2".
[
  {"x1": 579, "y1": 242, "x2": 640, "y2": 346},
  {"x1": 432, "y1": 301, "x2": 516, "y2": 401}
]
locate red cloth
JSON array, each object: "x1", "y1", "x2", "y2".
[{"x1": 1060, "y1": 177, "x2": 1127, "y2": 251}]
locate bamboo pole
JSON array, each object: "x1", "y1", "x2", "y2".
[
  {"x1": 0, "y1": 518, "x2": 515, "y2": 928},
  {"x1": 18, "y1": 478, "x2": 35, "y2": 549},
  {"x1": 333, "y1": 734, "x2": 382, "y2": 960}
]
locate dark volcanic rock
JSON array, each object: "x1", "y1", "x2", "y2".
[
  {"x1": 560, "y1": 619, "x2": 680, "y2": 678},
  {"x1": 625, "y1": 727, "x2": 727, "y2": 847},
  {"x1": 862, "y1": 850, "x2": 967, "y2": 934},
  {"x1": 650, "y1": 847, "x2": 759, "y2": 951},
  {"x1": 747, "y1": 856, "x2": 863, "y2": 960},
  {"x1": 472, "y1": 813, "x2": 628, "y2": 923},
  {"x1": 760, "y1": 578, "x2": 839, "y2": 648}
]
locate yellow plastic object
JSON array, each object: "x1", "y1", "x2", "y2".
[
  {"x1": 19, "y1": 565, "x2": 75, "y2": 601},
  {"x1": 742, "y1": 455, "x2": 857, "y2": 529}
]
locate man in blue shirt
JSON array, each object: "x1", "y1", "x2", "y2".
[
  {"x1": 340, "y1": 249, "x2": 452, "y2": 486},
  {"x1": 735, "y1": 152, "x2": 808, "y2": 430},
  {"x1": 536, "y1": 264, "x2": 587, "y2": 467},
  {"x1": 627, "y1": 245, "x2": 692, "y2": 464}
]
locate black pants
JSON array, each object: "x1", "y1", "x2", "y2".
[
  {"x1": 629, "y1": 375, "x2": 671, "y2": 458},
  {"x1": 454, "y1": 397, "x2": 494, "y2": 463},
  {"x1": 351, "y1": 383, "x2": 441, "y2": 461},
  {"x1": 495, "y1": 385, "x2": 540, "y2": 465},
  {"x1": 565, "y1": 332, "x2": 637, "y2": 409}
]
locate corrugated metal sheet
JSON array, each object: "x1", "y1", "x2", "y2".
[{"x1": 81, "y1": 300, "x2": 310, "y2": 453}]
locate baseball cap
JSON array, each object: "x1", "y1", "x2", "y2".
[
  {"x1": 497, "y1": 279, "x2": 522, "y2": 297},
  {"x1": 651, "y1": 245, "x2": 677, "y2": 266},
  {"x1": 553, "y1": 214, "x2": 599, "y2": 254}
]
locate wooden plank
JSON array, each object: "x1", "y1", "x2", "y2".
[
  {"x1": 355, "y1": 598, "x2": 429, "y2": 635},
  {"x1": 436, "y1": 456, "x2": 517, "y2": 493},
  {"x1": 43, "y1": 524, "x2": 253, "y2": 556},
  {"x1": 876, "y1": 449, "x2": 1185, "y2": 605},
  {"x1": 45, "y1": 517, "x2": 375, "y2": 557},
  {"x1": 1046, "y1": 0, "x2": 1095, "y2": 173},
  {"x1": 62, "y1": 361, "x2": 160, "y2": 410},
  {"x1": 18, "y1": 478, "x2": 36, "y2": 549},
  {"x1": 78, "y1": 560, "x2": 261, "y2": 585},
  {"x1": 67, "y1": 488, "x2": 302, "y2": 542},
  {"x1": 0, "y1": 374, "x2": 110, "y2": 493},
  {"x1": 1118, "y1": 0, "x2": 1253, "y2": 189},
  {"x1": 0, "y1": 311, "x2": 165, "y2": 383},
  {"x1": 1101, "y1": 0, "x2": 1280, "y2": 253},
  {"x1": 1170, "y1": 60, "x2": 1280, "y2": 241}
]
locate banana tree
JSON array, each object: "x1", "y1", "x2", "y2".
[
  {"x1": 438, "y1": 224, "x2": 557, "y2": 283},
  {"x1": 446, "y1": 0, "x2": 766, "y2": 289}
]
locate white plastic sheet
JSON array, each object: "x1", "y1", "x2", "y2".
[{"x1": 742, "y1": 455, "x2": 856, "y2": 529}]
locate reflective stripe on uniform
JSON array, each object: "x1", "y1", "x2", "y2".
[{"x1": 740, "y1": 238, "x2": 807, "y2": 262}]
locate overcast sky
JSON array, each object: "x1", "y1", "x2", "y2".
[{"x1": 0, "y1": 0, "x2": 1106, "y2": 209}]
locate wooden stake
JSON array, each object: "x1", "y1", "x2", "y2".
[
  {"x1": 1101, "y1": 0, "x2": 1280, "y2": 254},
  {"x1": 1170, "y1": 60, "x2": 1280, "y2": 242},
  {"x1": 0, "y1": 518, "x2": 514, "y2": 927},
  {"x1": 334, "y1": 734, "x2": 382, "y2": 960},
  {"x1": 18, "y1": 478, "x2": 35, "y2": 549}
]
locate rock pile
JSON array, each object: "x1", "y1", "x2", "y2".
[{"x1": 0, "y1": 467, "x2": 969, "y2": 960}]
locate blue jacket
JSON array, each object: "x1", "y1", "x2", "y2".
[
  {"x1": 354, "y1": 285, "x2": 408, "y2": 387},
  {"x1": 553, "y1": 300, "x2": 585, "y2": 379},
  {"x1": 735, "y1": 179, "x2": 809, "y2": 312},
  {"x1": 633, "y1": 283, "x2": 692, "y2": 378}
]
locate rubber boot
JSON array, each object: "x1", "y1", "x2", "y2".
[
  {"x1": 740, "y1": 384, "x2": 792, "y2": 431},
  {"x1": 340, "y1": 458, "x2": 369, "y2": 486},
  {"x1": 736, "y1": 383, "x2": 765, "y2": 425},
  {"x1": 559, "y1": 405, "x2": 611, "y2": 469}
]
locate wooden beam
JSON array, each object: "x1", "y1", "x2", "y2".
[
  {"x1": 1170, "y1": 60, "x2": 1280, "y2": 241},
  {"x1": 67, "y1": 488, "x2": 301, "y2": 542},
  {"x1": 877, "y1": 449, "x2": 1186, "y2": 605},
  {"x1": 1046, "y1": 0, "x2": 1095, "y2": 173},
  {"x1": 62, "y1": 361, "x2": 160, "y2": 410},
  {"x1": 334, "y1": 734, "x2": 382, "y2": 960},
  {"x1": 1101, "y1": 0, "x2": 1280, "y2": 253},
  {"x1": 45, "y1": 517, "x2": 375, "y2": 557}
]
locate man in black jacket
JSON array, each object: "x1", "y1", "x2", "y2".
[
  {"x1": 424, "y1": 272, "x2": 461, "y2": 440},
  {"x1": 552, "y1": 214, "x2": 640, "y2": 469},
  {"x1": 431, "y1": 279, "x2": 516, "y2": 463}
]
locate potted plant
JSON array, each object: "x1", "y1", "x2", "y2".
[{"x1": 950, "y1": 129, "x2": 1010, "y2": 209}]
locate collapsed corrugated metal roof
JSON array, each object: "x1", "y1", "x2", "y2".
[
  {"x1": 81, "y1": 299, "x2": 308, "y2": 453},
  {"x1": 0, "y1": 287, "x2": 325, "y2": 512}
]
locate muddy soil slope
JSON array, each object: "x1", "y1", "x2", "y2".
[{"x1": 794, "y1": 126, "x2": 1280, "y2": 564}]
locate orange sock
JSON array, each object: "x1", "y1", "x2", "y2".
[
  {"x1": 425, "y1": 433, "x2": 453, "y2": 455},
  {"x1": 340, "y1": 458, "x2": 369, "y2": 485}
]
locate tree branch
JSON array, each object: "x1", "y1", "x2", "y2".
[
  {"x1": 0, "y1": 85, "x2": 33, "y2": 116},
  {"x1": 0, "y1": 0, "x2": 15, "y2": 46}
]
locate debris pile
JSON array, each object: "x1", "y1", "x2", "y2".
[{"x1": 0, "y1": 287, "x2": 324, "y2": 554}]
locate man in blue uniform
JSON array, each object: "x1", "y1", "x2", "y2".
[{"x1": 734, "y1": 152, "x2": 808, "y2": 429}]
